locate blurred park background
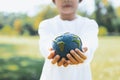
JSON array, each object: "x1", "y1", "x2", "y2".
[{"x1": 0, "y1": 0, "x2": 120, "y2": 80}]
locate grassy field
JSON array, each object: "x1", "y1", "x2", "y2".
[
  {"x1": 0, "y1": 36, "x2": 44, "y2": 80},
  {"x1": 91, "y1": 36, "x2": 120, "y2": 80},
  {"x1": 0, "y1": 36, "x2": 120, "y2": 80}
]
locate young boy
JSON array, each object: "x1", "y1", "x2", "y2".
[{"x1": 38, "y1": 0, "x2": 98, "y2": 80}]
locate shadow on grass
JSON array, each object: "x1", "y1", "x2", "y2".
[
  {"x1": 0, "y1": 57, "x2": 45, "y2": 80},
  {"x1": 0, "y1": 41, "x2": 45, "y2": 80}
]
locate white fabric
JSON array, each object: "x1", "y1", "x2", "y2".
[{"x1": 38, "y1": 15, "x2": 98, "y2": 80}]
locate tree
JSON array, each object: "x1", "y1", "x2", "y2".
[
  {"x1": 95, "y1": 0, "x2": 119, "y2": 34},
  {"x1": 0, "y1": 23, "x2": 4, "y2": 29},
  {"x1": 116, "y1": 6, "x2": 120, "y2": 17},
  {"x1": 33, "y1": 5, "x2": 58, "y2": 31},
  {"x1": 13, "y1": 19, "x2": 22, "y2": 35},
  {"x1": 0, "y1": 25, "x2": 13, "y2": 35}
]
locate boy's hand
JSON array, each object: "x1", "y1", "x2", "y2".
[
  {"x1": 48, "y1": 47, "x2": 87, "y2": 67},
  {"x1": 48, "y1": 48, "x2": 68, "y2": 67},
  {"x1": 66, "y1": 47, "x2": 88, "y2": 65}
]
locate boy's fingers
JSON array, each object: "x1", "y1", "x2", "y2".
[
  {"x1": 63, "y1": 62, "x2": 69, "y2": 67},
  {"x1": 57, "y1": 58, "x2": 65, "y2": 66},
  {"x1": 51, "y1": 55, "x2": 60, "y2": 64},
  {"x1": 67, "y1": 54, "x2": 78, "y2": 64},
  {"x1": 48, "y1": 50, "x2": 55, "y2": 59},
  {"x1": 49, "y1": 48, "x2": 53, "y2": 51},
  {"x1": 66, "y1": 60, "x2": 73, "y2": 65},
  {"x1": 75, "y1": 48, "x2": 87, "y2": 60},
  {"x1": 82, "y1": 47, "x2": 88, "y2": 53},
  {"x1": 70, "y1": 50, "x2": 84, "y2": 63}
]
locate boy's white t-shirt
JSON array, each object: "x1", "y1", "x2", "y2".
[{"x1": 38, "y1": 15, "x2": 98, "y2": 80}]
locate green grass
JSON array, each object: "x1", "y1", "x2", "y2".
[
  {"x1": 91, "y1": 36, "x2": 120, "y2": 80},
  {"x1": 0, "y1": 36, "x2": 120, "y2": 80},
  {"x1": 0, "y1": 36, "x2": 44, "y2": 80}
]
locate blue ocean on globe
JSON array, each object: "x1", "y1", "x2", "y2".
[{"x1": 52, "y1": 32, "x2": 82, "y2": 59}]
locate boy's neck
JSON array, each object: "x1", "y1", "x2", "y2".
[{"x1": 60, "y1": 14, "x2": 76, "y2": 21}]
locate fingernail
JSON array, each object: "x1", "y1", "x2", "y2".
[
  {"x1": 70, "y1": 50, "x2": 74, "y2": 53},
  {"x1": 75, "y1": 48, "x2": 79, "y2": 51},
  {"x1": 67, "y1": 54, "x2": 70, "y2": 57},
  {"x1": 56, "y1": 55, "x2": 60, "y2": 58}
]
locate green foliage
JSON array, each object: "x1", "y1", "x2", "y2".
[
  {"x1": 0, "y1": 1, "x2": 120, "y2": 36},
  {"x1": 98, "y1": 26, "x2": 108, "y2": 36},
  {"x1": 94, "y1": 0, "x2": 120, "y2": 34},
  {"x1": 0, "y1": 25, "x2": 14, "y2": 35},
  {"x1": 115, "y1": 6, "x2": 120, "y2": 17},
  {"x1": 39, "y1": 5, "x2": 58, "y2": 20},
  {"x1": 112, "y1": 18, "x2": 120, "y2": 32},
  {"x1": 33, "y1": 5, "x2": 58, "y2": 31},
  {"x1": 0, "y1": 13, "x2": 37, "y2": 36},
  {"x1": 22, "y1": 23, "x2": 38, "y2": 36},
  {"x1": 0, "y1": 23, "x2": 4, "y2": 29}
]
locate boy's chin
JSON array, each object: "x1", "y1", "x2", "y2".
[{"x1": 61, "y1": 11, "x2": 75, "y2": 15}]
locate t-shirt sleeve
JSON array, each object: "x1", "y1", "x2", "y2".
[
  {"x1": 82, "y1": 20, "x2": 99, "y2": 65},
  {"x1": 38, "y1": 21, "x2": 52, "y2": 58}
]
